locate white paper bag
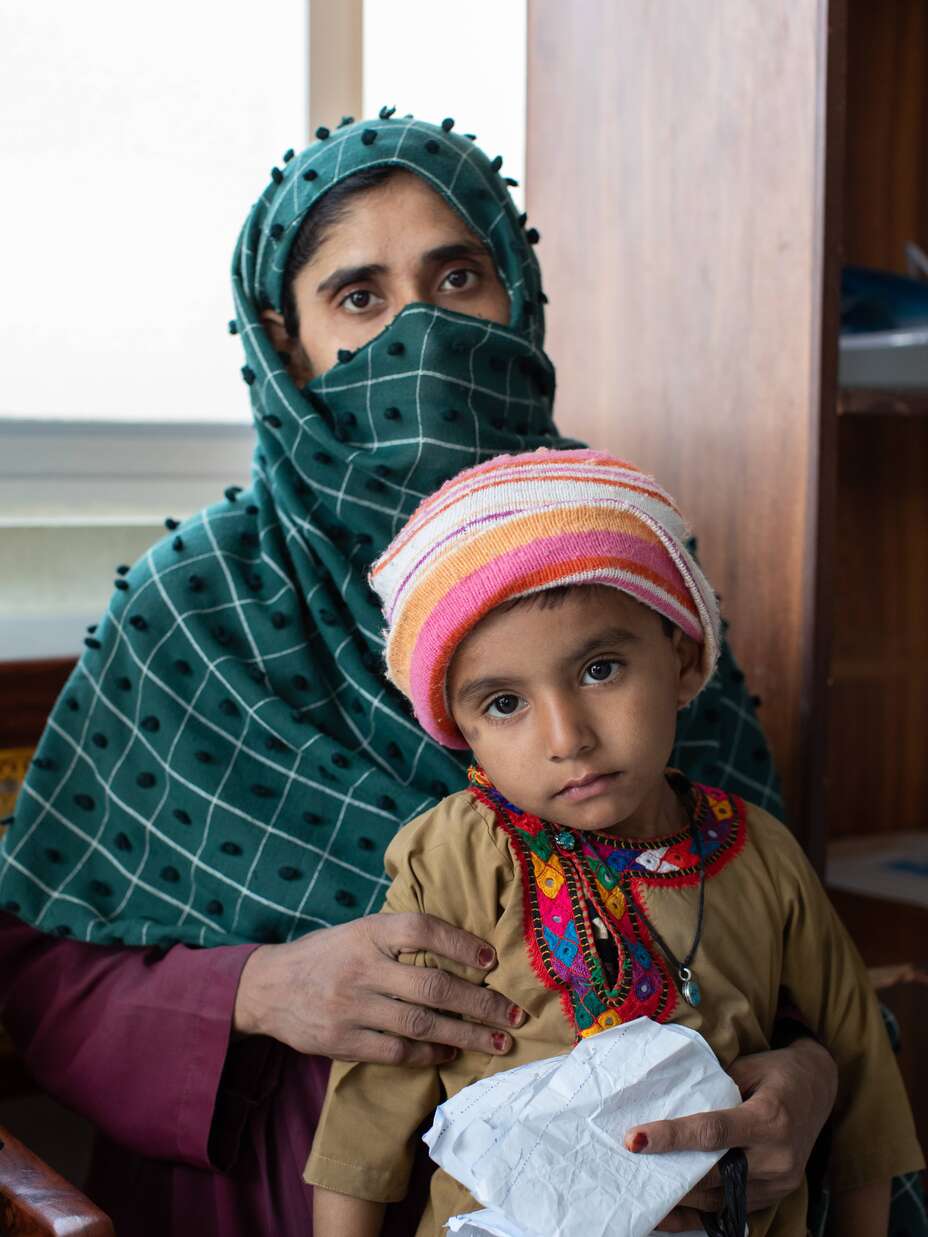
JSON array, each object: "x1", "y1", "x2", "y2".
[{"x1": 424, "y1": 1017, "x2": 740, "y2": 1237}]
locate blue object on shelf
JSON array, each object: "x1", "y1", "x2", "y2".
[
  {"x1": 841, "y1": 265, "x2": 928, "y2": 334},
  {"x1": 840, "y1": 261, "x2": 928, "y2": 389}
]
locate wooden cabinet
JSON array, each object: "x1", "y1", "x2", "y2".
[{"x1": 526, "y1": 0, "x2": 928, "y2": 868}]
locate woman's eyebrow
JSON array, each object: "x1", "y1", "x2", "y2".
[
  {"x1": 421, "y1": 241, "x2": 490, "y2": 266},
  {"x1": 316, "y1": 245, "x2": 490, "y2": 296},
  {"x1": 316, "y1": 263, "x2": 387, "y2": 295}
]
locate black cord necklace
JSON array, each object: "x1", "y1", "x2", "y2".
[
  {"x1": 623, "y1": 778, "x2": 707, "y2": 1008},
  {"x1": 551, "y1": 775, "x2": 708, "y2": 1008}
]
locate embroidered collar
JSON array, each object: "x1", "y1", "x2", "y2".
[{"x1": 467, "y1": 766, "x2": 746, "y2": 1038}]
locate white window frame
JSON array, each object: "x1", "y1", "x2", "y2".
[
  {"x1": 0, "y1": 0, "x2": 362, "y2": 529},
  {"x1": 0, "y1": 417, "x2": 256, "y2": 528}
]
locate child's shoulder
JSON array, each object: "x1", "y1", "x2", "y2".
[
  {"x1": 713, "y1": 787, "x2": 815, "y2": 886},
  {"x1": 384, "y1": 789, "x2": 513, "y2": 876}
]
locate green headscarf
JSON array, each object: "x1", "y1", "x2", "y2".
[
  {"x1": 0, "y1": 114, "x2": 579, "y2": 947},
  {"x1": 0, "y1": 114, "x2": 781, "y2": 949}
]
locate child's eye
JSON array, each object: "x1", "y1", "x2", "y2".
[
  {"x1": 582, "y1": 659, "x2": 622, "y2": 685},
  {"x1": 339, "y1": 289, "x2": 385, "y2": 314},
  {"x1": 485, "y1": 693, "x2": 525, "y2": 719}
]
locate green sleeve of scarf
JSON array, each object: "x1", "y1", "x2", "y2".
[{"x1": 672, "y1": 633, "x2": 783, "y2": 819}]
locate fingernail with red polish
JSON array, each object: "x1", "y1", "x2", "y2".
[
  {"x1": 627, "y1": 1132, "x2": 649, "y2": 1153},
  {"x1": 507, "y1": 1003, "x2": 525, "y2": 1027},
  {"x1": 478, "y1": 946, "x2": 495, "y2": 968},
  {"x1": 439, "y1": 1047, "x2": 458, "y2": 1064},
  {"x1": 491, "y1": 1032, "x2": 510, "y2": 1053}
]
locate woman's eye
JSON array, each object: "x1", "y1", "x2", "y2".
[
  {"x1": 339, "y1": 289, "x2": 383, "y2": 314},
  {"x1": 486, "y1": 693, "x2": 524, "y2": 719},
  {"x1": 583, "y1": 660, "x2": 621, "y2": 685},
  {"x1": 440, "y1": 268, "x2": 478, "y2": 292}
]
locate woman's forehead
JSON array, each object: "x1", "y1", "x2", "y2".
[{"x1": 302, "y1": 170, "x2": 492, "y2": 272}]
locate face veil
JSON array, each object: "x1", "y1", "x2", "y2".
[{"x1": 0, "y1": 115, "x2": 580, "y2": 948}]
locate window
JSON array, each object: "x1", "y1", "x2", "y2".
[
  {"x1": 0, "y1": 0, "x2": 307, "y2": 423},
  {"x1": 0, "y1": 1, "x2": 528, "y2": 660}
]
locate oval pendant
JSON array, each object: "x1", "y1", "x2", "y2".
[
  {"x1": 679, "y1": 967, "x2": 701, "y2": 1007},
  {"x1": 681, "y1": 974, "x2": 702, "y2": 1007}
]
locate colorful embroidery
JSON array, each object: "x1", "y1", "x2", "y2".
[{"x1": 468, "y1": 768, "x2": 746, "y2": 1039}]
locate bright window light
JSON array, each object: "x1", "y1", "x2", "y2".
[
  {"x1": 363, "y1": 0, "x2": 526, "y2": 210},
  {"x1": 0, "y1": 1, "x2": 307, "y2": 421}
]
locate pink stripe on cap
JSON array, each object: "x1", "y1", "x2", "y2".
[{"x1": 369, "y1": 448, "x2": 721, "y2": 748}]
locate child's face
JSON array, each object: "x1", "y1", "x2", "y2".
[{"x1": 447, "y1": 587, "x2": 703, "y2": 837}]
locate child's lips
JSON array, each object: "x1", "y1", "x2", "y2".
[{"x1": 555, "y1": 771, "x2": 620, "y2": 802}]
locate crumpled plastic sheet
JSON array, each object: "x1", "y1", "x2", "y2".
[{"x1": 424, "y1": 1017, "x2": 741, "y2": 1237}]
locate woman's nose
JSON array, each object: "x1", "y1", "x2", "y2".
[
  {"x1": 393, "y1": 276, "x2": 432, "y2": 314},
  {"x1": 541, "y1": 697, "x2": 596, "y2": 762}
]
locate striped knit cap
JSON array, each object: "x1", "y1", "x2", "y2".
[{"x1": 371, "y1": 448, "x2": 721, "y2": 749}]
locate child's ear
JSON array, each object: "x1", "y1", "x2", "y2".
[
  {"x1": 672, "y1": 630, "x2": 703, "y2": 709},
  {"x1": 260, "y1": 309, "x2": 313, "y2": 386}
]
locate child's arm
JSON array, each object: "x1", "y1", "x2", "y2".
[
  {"x1": 313, "y1": 1185, "x2": 385, "y2": 1237},
  {"x1": 769, "y1": 814, "x2": 923, "y2": 1197},
  {"x1": 828, "y1": 1179, "x2": 890, "y2": 1237}
]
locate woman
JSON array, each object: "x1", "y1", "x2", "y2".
[{"x1": 0, "y1": 113, "x2": 852, "y2": 1235}]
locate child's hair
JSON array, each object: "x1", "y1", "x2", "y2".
[
  {"x1": 498, "y1": 581, "x2": 676, "y2": 638},
  {"x1": 369, "y1": 447, "x2": 721, "y2": 749}
]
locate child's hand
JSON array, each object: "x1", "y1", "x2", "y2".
[
  {"x1": 233, "y1": 911, "x2": 524, "y2": 1065},
  {"x1": 624, "y1": 1037, "x2": 837, "y2": 1228}
]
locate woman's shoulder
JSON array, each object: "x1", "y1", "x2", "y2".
[{"x1": 384, "y1": 790, "x2": 512, "y2": 876}]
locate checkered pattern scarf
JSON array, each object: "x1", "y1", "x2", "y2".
[{"x1": 0, "y1": 114, "x2": 780, "y2": 948}]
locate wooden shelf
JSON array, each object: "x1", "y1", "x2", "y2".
[
  {"x1": 839, "y1": 387, "x2": 928, "y2": 417},
  {"x1": 829, "y1": 660, "x2": 928, "y2": 683}
]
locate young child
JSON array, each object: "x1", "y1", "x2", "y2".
[{"x1": 305, "y1": 448, "x2": 922, "y2": 1236}]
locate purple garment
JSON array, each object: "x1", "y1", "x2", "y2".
[{"x1": 0, "y1": 911, "x2": 331, "y2": 1235}]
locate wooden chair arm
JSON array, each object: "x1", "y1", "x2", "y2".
[{"x1": 0, "y1": 1123, "x2": 114, "y2": 1236}]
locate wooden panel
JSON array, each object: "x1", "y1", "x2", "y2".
[
  {"x1": 309, "y1": 0, "x2": 362, "y2": 134},
  {"x1": 527, "y1": 1, "x2": 843, "y2": 854},
  {"x1": 0, "y1": 662, "x2": 75, "y2": 753},
  {"x1": 843, "y1": 0, "x2": 928, "y2": 271},
  {"x1": 828, "y1": 888, "x2": 928, "y2": 1151},
  {"x1": 826, "y1": 418, "x2": 928, "y2": 835},
  {"x1": 839, "y1": 388, "x2": 928, "y2": 417}
]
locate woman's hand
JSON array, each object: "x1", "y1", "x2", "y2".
[
  {"x1": 233, "y1": 912, "x2": 524, "y2": 1066},
  {"x1": 624, "y1": 1038, "x2": 838, "y2": 1231}
]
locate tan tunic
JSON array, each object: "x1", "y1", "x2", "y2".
[{"x1": 305, "y1": 790, "x2": 924, "y2": 1235}]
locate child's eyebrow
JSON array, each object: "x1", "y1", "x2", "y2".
[
  {"x1": 563, "y1": 627, "x2": 640, "y2": 666},
  {"x1": 452, "y1": 627, "x2": 640, "y2": 708},
  {"x1": 452, "y1": 674, "x2": 523, "y2": 709}
]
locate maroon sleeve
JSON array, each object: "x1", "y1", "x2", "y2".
[{"x1": 0, "y1": 911, "x2": 274, "y2": 1169}]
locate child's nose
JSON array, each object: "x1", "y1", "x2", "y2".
[{"x1": 541, "y1": 699, "x2": 596, "y2": 761}]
